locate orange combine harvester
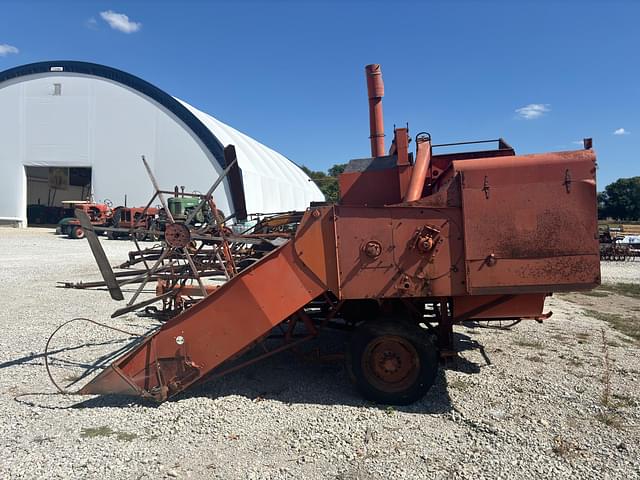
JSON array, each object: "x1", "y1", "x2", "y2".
[{"x1": 74, "y1": 64, "x2": 599, "y2": 405}]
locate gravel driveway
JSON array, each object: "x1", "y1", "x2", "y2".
[{"x1": 0, "y1": 228, "x2": 638, "y2": 479}]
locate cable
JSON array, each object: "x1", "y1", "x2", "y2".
[{"x1": 44, "y1": 317, "x2": 140, "y2": 395}]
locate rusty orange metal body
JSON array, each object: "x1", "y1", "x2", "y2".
[{"x1": 79, "y1": 64, "x2": 599, "y2": 402}]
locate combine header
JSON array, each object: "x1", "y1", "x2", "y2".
[{"x1": 71, "y1": 64, "x2": 599, "y2": 405}]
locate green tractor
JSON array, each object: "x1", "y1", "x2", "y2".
[
  {"x1": 167, "y1": 196, "x2": 207, "y2": 223},
  {"x1": 156, "y1": 195, "x2": 220, "y2": 227}
]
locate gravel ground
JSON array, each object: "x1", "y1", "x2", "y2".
[
  {"x1": 600, "y1": 260, "x2": 640, "y2": 284},
  {"x1": 0, "y1": 227, "x2": 639, "y2": 480}
]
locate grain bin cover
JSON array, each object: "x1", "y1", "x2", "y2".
[{"x1": 0, "y1": 61, "x2": 324, "y2": 226}]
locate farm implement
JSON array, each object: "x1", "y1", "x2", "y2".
[{"x1": 53, "y1": 64, "x2": 600, "y2": 405}]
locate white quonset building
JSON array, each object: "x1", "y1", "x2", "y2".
[{"x1": 0, "y1": 61, "x2": 323, "y2": 227}]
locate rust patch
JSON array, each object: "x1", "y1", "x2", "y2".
[{"x1": 495, "y1": 208, "x2": 593, "y2": 259}]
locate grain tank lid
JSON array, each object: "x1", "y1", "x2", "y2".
[{"x1": 452, "y1": 149, "x2": 596, "y2": 178}]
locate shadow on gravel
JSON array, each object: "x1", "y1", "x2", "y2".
[
  {"x1": 71, "y1": 329, "x2": 491, "y2": 414},
  {"x1": 0, "y1": 338, "x2": 129, "y2": 371}
]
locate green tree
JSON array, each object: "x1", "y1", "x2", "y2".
[
  {"x1": 597, "y1": 191, "x2": 608, "y2": 219},
  {"x1": 328, "y1": 164, "x2": 346, "y2": 177},
  {"x1": 598, "y1": 177, "x2": 640, "y2": 220},
  {"x1": 302, "y1": 163, "x2": 347, "y2": 203}
]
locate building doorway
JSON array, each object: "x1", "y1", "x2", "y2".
[{"x1": 25, "y1": 166, "x2": 92, "y2": 225}]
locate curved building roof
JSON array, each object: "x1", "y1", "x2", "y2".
[{"x1": 0, "y1": 61, "x2": 323, "y2": 225}]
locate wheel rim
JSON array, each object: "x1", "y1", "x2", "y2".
[
  {"x1": 75, "y1": 227, "x2": 84, "y2": 239},
  {"x1": 362, "y1": 335, "x2": 420, "y2": 393}
]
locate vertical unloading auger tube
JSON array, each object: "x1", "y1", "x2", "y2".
[
  {"x1": 79, "y1": 221, "x2": 330, "y2": 401},
  {"x1": 404, "y1": 134, "x2": 432, "y2": 202}
]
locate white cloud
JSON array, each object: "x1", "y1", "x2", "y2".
[
  {"x1": 0, "y1": 44, "x2": 19, "y2": 56},
  {"x1": 572, "y1": 140, "x2": 585, "y2": 145},
  {"x1": 99, "y1": 10, "x2": 141, "y2": 33},
  {"x1": 613, "y1": 128, "x2": 630, "y2": 136},
  {"x1": 515, "y1": 103, "x2": 550, "y2": 120}
]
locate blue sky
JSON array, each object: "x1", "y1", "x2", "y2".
[{"x1": 1, "y1": 0, "x2": 638, "y2": 188}]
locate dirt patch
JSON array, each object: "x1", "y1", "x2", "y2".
[{"x1": 558, "y1": 288, "x2": 640, "y2": 343}]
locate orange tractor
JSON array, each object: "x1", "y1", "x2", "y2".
[
  {"x1": 56, "y1": 200, "x2": 113, "y2": 239},
  {"x1": 106, "y1": 206, "x2": 160, "y2": 241},
  {"x1": 62, "y1": 64, "x2": 599, "y2": 405}
]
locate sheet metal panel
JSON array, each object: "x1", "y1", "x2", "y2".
[
  {"x1": 456, "y1": 150, "x2": 600, "y2": 294},
  {"x1": 334, "y1": 206, "x2": 466, "y2": 298}
]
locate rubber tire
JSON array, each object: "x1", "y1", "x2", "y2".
[
  {"x1": 347, "y1": 320, "x2": 438, "y2": 405},
  {"x1": 69, "y1": 226, "x2": 84, "y2": 239}
]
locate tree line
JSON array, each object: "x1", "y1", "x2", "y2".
[
  {"x1": 301, "y1": 164, "x2": 347, "y2": 203},
  {"x1": 598, "y1": 177, "x2": 640, "y2": 221},
  {"x1": 303, "y1": 163, "x2": 639, "y2": 221}
]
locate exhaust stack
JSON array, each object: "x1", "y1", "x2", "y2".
[{"x1": 365, "y1": 64, "x2": 385, "y2": 157}]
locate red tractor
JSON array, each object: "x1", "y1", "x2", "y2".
[
  {"x1": 56, "y1": 201, "x2": 113, "y2": 239},
  {"x1": 107, "y1": 206, "x2": 159, "y2": 240}
]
